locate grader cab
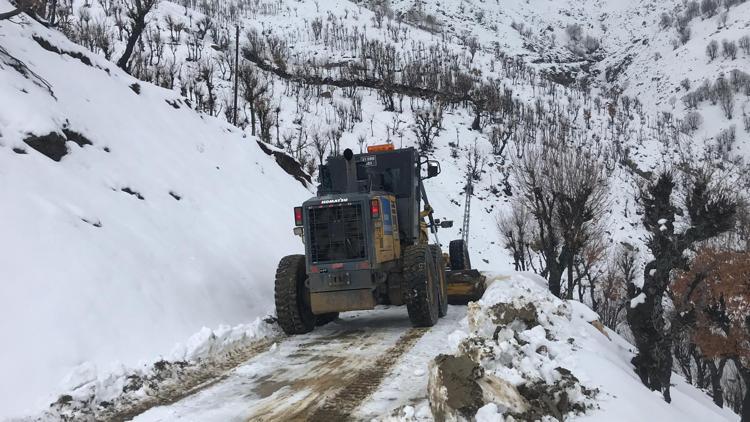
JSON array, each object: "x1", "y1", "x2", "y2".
[{"x1": 274, "y1": 145, "x2": 485, "y2": 335}]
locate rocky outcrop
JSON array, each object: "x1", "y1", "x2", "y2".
[{"x1": 256, "y1": 141, "x2": 311, "y2": 187}]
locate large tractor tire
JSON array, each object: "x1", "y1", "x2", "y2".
[
  {"x1": 449, "y1": 239, "x2": 471, "y2": 271},
  {"x1": 404, "y1": 244, "x2": 440, "y2": 327},
  {"x1": 429, "y1": 244, "x2": 449, "y2": 318},
  {"x1": 315, "y1": 312, "x2": 339, "y2": 326},
  {"x1": 274, "y1": 255, "x2": 316, "y2": 335}
]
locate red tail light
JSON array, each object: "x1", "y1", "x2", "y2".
[
  {"x1": 294, "y1": 206, "x2": 303, "y2": 226},
  {"x1": 370, "y1": 199, "x2": 380, "y2": 219}
]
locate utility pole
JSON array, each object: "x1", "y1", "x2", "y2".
[
  {"x1": 232, "y1": 23, "x2": 240, "y2": 126},
  {"x1": 461, "y1": 175, "x2": 473, "y2": 246}
]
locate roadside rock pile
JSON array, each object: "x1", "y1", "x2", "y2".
[{"x1": 428, "y1": 274, "x2": 601, "y2": 421}]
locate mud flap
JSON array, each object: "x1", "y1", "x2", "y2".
[{"x1": 446, "y1": 269, "x2": 486, "y2": 305}]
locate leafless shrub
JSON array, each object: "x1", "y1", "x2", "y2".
[
  {"x1": 681, "y1": 111, "x2": 703, "y2": 134},
  {"x1": 722, "y1": 39, "x2": 738, "y2": 60},
  {"x1": 701, "y1": 0, "x2": 718, "y2": 17},
  {"x1": 676, "y1": 14, "x2": 691, "y2": 44},
  {"x1": 497, "y1": 203, "x2": 534, "y2": 272},
  {"x1": 739, "y1": 35, "x2": 750, "y2": 55},
  {"x1": 685, "y1": 0, "x2": 701, "y2": 19},
  {"x1": 715, "y1": 125, "x2": 737, "y2": 160},
  {"x1": 465, "y1": 140, "x2": 487, "y2": 182},
  {"x1": 583, "y1": 35, "x2": 600, "y2": 53},
  {"x1": 566, "y1": 23, "x2": 583, "y2": 42},
  {"x1": 660, "y1": 12, "x2": 674, "y2": 29}
]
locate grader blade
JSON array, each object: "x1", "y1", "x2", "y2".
[{"x1": 446, "y1": 269, "x2": 486, "y2": 305}]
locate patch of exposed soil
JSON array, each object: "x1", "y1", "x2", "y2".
[{"x1": 23, "y1": 132, "x2": 68, "y2": 161}]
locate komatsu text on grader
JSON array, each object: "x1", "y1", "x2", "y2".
[{"x1": 275, "y1": 145, "x2": 485, "y2": 334}]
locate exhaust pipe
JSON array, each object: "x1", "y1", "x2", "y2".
[{"x1": 343, "y1": 148, "x2": 356, "y2": 193}]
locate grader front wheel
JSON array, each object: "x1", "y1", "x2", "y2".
[
  {"x1": 404, "y1": 244, "x2": 440, "y2": 327},
  {"x1": 429, "y1": 244, "x2": 448, "y2": 318}
]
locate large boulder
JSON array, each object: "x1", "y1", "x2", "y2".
[{"x1": 427, "y1": 354, "x2": 528, "y2": 422}]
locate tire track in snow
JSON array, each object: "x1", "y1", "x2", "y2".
[
  {"x1": 243, "y1": 321, "x2": 428, "y2": 421},
  {"x1": 304, "y1": 327, "x2": 428, "y2": 421}
]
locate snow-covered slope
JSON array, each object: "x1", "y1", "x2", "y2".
[{"x1": 0, "y1": 4, "x2": 310, "y2": 418}]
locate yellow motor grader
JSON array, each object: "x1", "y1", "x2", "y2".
[{"x1": 275, "y1": 145, "x2": 485, "y2": 334}]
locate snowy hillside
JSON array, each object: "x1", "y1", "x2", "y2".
[
  {"x1": 0, "y1": 3, "x2": 310, "y2": 418},
  {"x1": 36, "y1": 0, "x2": 750, "y2": 272}
]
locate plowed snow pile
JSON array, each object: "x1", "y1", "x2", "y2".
[
  {"x1": 427, "y1": 274, "x2": 739, "y2": 422},
  {"x1": 0, "y1": 4, "x2": 309, "y2": 418}
]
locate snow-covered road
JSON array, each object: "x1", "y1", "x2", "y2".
[{"x1": 131, "y1": 306, "x2": 468, "y2": 421}]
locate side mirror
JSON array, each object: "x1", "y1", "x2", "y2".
[
  {"x1": 426, "y1": 161, "x2": 440, "y2": 179},
  {"x1": 439, "y1": 220, "x2": 453, "y2": 228}
]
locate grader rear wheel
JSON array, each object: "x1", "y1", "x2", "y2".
[{"x1": 274, "y1": 255, "x2": 316, "y2": 335}]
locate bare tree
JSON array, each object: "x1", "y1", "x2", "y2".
[
  {"x1": 411, "y1": 104, "x2": 443, "y2": 151},
  {"x1": 238, "y1": 64, "x2": 268, "y2": 136},
  {"x1": 310, "y1": 129, "x2": 328, "y2": 165},
  {"x1": 627, "y1": 168, "x2": 738, "y2": 403},
  {"x1": 513, "y1": 143, "x2": 609, "y2": 298},
  {"x1": 254, "y1": 94, "x2": 273, "y2": 143},
  {"x1": 489, "y1": 123, "x2": 512, "y2": 156},
  {"x1": 117, "y1": 0, "x2": 159, "y2": 72},
  {"x1": 597, "y1": 245, "x2": 636, "y2": 330},
  {"x1": 0, "y1": 0, "x2": 45, "y2": 21},
  {"x1": 707, "y1": 39, "x2": 719, "y2": 61},
  {"x1": 715, "y1": 74, "x2": 735, "y2": 119}
]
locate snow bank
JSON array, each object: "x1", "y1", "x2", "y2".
[
  {"x1": 431, "y1": 273, "x2": 739, "y2": 422},
  {"x1": 0, "y1": 6, "x2": 309, "y2": 418}
]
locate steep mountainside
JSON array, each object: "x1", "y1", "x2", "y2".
[{"x1": 0, "y1": 2, "x2": 310, "y2": 417}]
